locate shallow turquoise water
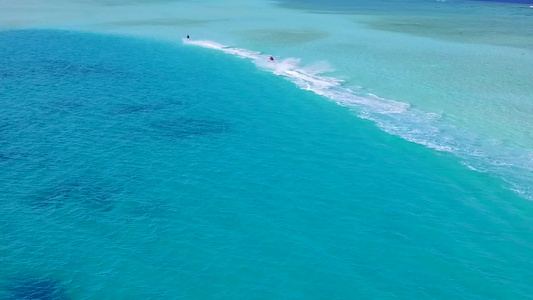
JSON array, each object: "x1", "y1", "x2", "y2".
[
  {"x1": 1, "y1": 0, "x2": 532, "y2": 201},
  {"x1": 1, "y1": 30, "x2": 532, "y2": 299}
]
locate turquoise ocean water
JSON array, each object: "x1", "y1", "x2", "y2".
[{"x1": 1, "y1": 0, "x2": 532, "y2": 299}]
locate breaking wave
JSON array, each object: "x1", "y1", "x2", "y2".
[{"x1": 184, "y1": 38, "x2": 533, "y2": 201}]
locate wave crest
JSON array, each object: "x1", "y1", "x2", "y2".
[{"x1": 184, "y1": 38, "x2": 533, "y2": 201}]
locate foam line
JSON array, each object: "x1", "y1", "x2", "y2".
[{"x1": 183, "y1": 38, "x2": 533, "y2": 201}]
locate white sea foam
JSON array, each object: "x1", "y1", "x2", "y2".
[
  {"x1": 184, "y1": 38, "x2": 533, "y2": 201},
  {"x1": 461, "y1": 162, "x2": 485, "y2": 172}
]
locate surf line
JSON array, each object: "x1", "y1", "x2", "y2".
[
  {"x1": 180, "y1": 38, "x2": 456, "y2": 153},
  {"x1": 182, "y1": 38, "x2": 533, "y2": 201},
  {"x1": 182, "y1": 39, "x2": 408, "y2": 113},
  {"x1": 180, "y1": 40, "x2": 465, "y2": 157}
]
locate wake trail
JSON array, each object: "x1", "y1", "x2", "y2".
[{"x1": 183, "y1": 38, "x2": 533, "y2": 201}]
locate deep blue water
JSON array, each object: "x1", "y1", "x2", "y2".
[{"x1": 1, "y1": 30, "x2": 532, "y2": 299}]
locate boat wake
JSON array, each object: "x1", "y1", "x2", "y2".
[{"x1": 184, "y1": 38, "x2": 533, "y2": 201}]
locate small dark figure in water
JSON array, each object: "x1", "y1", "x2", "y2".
[
  {"x1": 186, "y1": 35, "x2": 190, "y2": 39},
  {"x1": 270, "y1": 56, "x2": 274, "y2": 62}
]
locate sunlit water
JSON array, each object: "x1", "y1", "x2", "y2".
[{"x1": 1, "y1": 0, "x2": 532, "y2": 298}]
